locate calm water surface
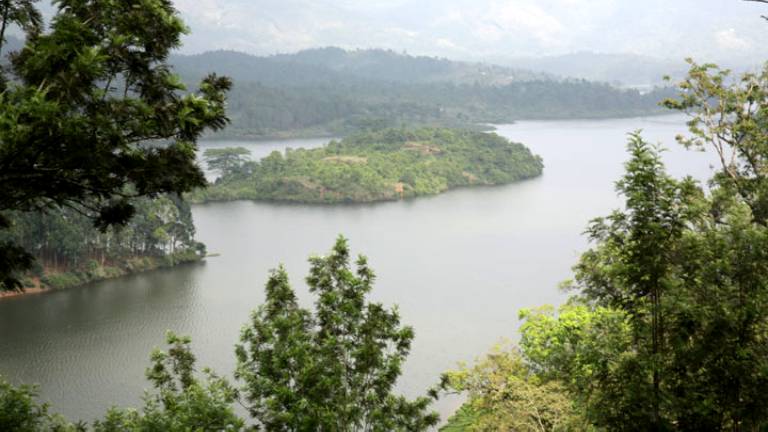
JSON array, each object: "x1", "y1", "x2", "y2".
[{"x1": 0, "y1": 115, "x2": 716, "y2": 422}]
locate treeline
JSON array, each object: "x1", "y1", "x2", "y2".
[
  {"x1": 191, "y1": 127, "x2": 544, "y2": 204},
  {"x1": 172, "y1": 48, "x2": 673, "y2": 139},
  {"x1": 219, "y1": 81, "x2": 668, "y2": 137},
  {"x1": 0, "y1": 195, "x2": 205, "y2": 290},
  {"x1": 221, "y1": 80, "x2": 673, "y2": 138}
]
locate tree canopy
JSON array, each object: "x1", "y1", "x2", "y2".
[
  {"x1": 203, "y1": 147, "x2": 252, "y2": 179},
  {"x1": 192, "y1": 127, "x2": 543, "y2": 204},
  {"x1": 236, "y1": 236, "x2": 439, "y2": 431},
  {"x1": 0, "y1": 0, "x2": 231, "y2": 290}
]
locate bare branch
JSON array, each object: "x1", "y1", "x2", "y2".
[{"x1": 744, "y1": 0, "x2": 768, "y2": 19}]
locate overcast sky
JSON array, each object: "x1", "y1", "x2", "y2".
[
  {"x1": 167, "y1": 0, "x2": 768, "y2": 62},
  {"x1": 25, "y1": 1, "x2": 765, "y2": 62}
]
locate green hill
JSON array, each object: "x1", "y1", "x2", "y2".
[{"x1": 170, "y1": 48, "x2": 673, "y2": 139}]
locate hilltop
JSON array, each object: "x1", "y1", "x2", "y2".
[{"x1": 171, "y1": 48, "x2": 673, "y2": 139}]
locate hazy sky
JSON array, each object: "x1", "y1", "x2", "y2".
[{"x1": 168, "y1": 0, "x2": 768, "y2": 61}]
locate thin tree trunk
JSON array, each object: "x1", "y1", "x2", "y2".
[{"x1": 0, "y1": 2, "x2": 9, "y2": 59}]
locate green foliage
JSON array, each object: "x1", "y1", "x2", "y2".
[
  {"x1": 443, "y1": 120, "x2": 768, "y2": 430},
  {"x1": 516, "y1": 303, "x2": 634, "y2": 430},
  {"x1": 194, "y1": 128, "x2": 543, "y2": 204},
  {"x1": 93, "y1": 332, "x2": 244, "y2": 432},
  {"x1": 0, "y1": 0, "x2": 231, "y2": 290},
  {"x1": 518, "y1": 303, "x2": 632, "y2": 407},
  {"x1": 439, "y1": 405, "x2": 480, "y2": 432},
  {"x1": 663, "y1": 60, "x2": 768, "y2": 225},
  {"x1": 235, "y1": 236, "x2": 439, "y2": 431},
  {"x1": 0, "y1": 194, "x2": 204, "y2": 290},
  {"x1": 41, "y1": 272, "x2": 84, "y2": 290},
  {"x1": 203, "y1": 147, "x2": 252, "y2": 180},
  {"x1": 0, "y1": 376, "x2": 76, "y2": 431},
  {"x1": 439, "y1": 341, "x2": 585, "y2": 432},
  {"x1": 560, "y1": 136, "x2": 768, "y2": 429}
]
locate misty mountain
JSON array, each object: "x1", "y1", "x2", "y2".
[
  {"x1": 170, "y1": 48, "x2": 670, "y2": 139},
  {"x1": 171, "y1": 47, "x2": 548, "y2": 88},
  {"x1": 501, "y1": 52, "x2": 689, "y2": 87},
  {"x1": 168, "y1": 47, "x2": 673, "y2": 139},
  {"x1": 270, "y1": 47, "x2": 548, "y2": 85}
]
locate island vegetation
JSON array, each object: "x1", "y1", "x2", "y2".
[{"x1": 191, "y1": 128, "x2": 544, "y2": 204}]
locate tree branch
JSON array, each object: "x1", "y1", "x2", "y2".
[{"x1": 744, "y1": 0, "x2": 768, "y2": 19}]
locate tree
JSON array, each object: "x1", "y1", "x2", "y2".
[
  {"x1": 570, "y1": 134, "x2": 700, "y2": 429},
  {"x1": 0, "y1": 376, "x2": 77, "y2": 431},
  {"x1": 439, "y1": 341, "x2": 585, "y2": 432},
  {"x1": 235, "y1": 236, "x2": 439, "y2": 431},
  {"x1": 0, "y1": 0, "x2": 231, "y2": 290},
  {"x1": 663, "y1": 60, "x2": 768, "y2": 224},
  {"x1": 0, "y1": 0, "x2": 41, "y2": 60},
  {"x1": 93, "y1": 332, "x2": 244, "y2": 432},
  {"x1": 560, "y1": 133, "x2": 768, "y2": 429},
  {"x1": 202, "y1": 147, "x2": 252, "y2": 179}
]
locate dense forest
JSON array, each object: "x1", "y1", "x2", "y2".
[
  {"x1": 0, "y1": 195, "x2": 205, "y2": 291},
  {"x1": 172, "y1": 48, "x2": 674, "y2": 138},
  {"x1": 190, "y1": 128, "x2": 544, "y2": 204}
]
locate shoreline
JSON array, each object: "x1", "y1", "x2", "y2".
[
  {"x1": 0, "y1": 253, "x2": 205, "y2": 301},
  {"x1": 203, "y1": 111, "x2": 672, "y2": 142},
  {"x1": 190, "y1": 173, "x2": 544, "y2": 207}
]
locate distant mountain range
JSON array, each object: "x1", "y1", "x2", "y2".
[
  {"x1": 4, "y1": 36, "x2": 744, "y2": 87},
  {"x1": 500, "y1": 52, "x2": 688, "y2": 88},
  {"x1": 171, "y1": 48, "x2": 674, "y2": 138},
  {"x1": 171, "y1": 47, "x2": 550, "y2": 88},
  {"x1": 2, "y1": 38, "x2": 676, "y2": 138}
]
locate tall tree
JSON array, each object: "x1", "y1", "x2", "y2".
[
  {"x1": 202, "y1": 147, "x2": 252, "y2": 180},
  {"x1": 0, "y1": 0, "x2": 231, "y2": 290},
  {"x1": 235, "y1": 236, "x2": 439, "y2": 431},
  {"x1": 94, "y1": 332, "x2": 244, "y2": 432},
  {"x1": 564, "y1": 134, "x2": 768, "y2": 429},
  {"x1": 663, "y1": 60, "x2": 768, "y2": 224},
  {"x1": 0, "y1": 0, "x2": 40, "y2": 52}
]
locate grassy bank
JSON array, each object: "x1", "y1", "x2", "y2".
[{"x1": 2, "y1": 249, "x2": 203, "y2": 298}]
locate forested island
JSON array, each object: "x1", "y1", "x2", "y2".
[{"x1": 190, "y1": 128, "x2": 543, "y2": 204}]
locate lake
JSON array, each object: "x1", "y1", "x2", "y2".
[{"x1": 0, "y1": 115, "x2": 717, "y2": 422}]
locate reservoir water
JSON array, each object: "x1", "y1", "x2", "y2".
[{"x1": 0, "y1": 115, "x2": 717, "y2": 422}]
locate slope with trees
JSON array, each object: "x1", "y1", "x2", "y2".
[
  {"x1": 439, "y1": 57, "x2": 768, "y2": 431},
  {"x1": 172, "y1": 48, "x2": 674, "y2": 139},
  {"x1": 191, "y1": 127, "x2": 544, "y2": 204},
  {"x1": 0, "y1": 194, "x2": 205, "y2": 292},
  {"x1": 0, "y1": 0, "x2": 231, "y2": 291}
]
